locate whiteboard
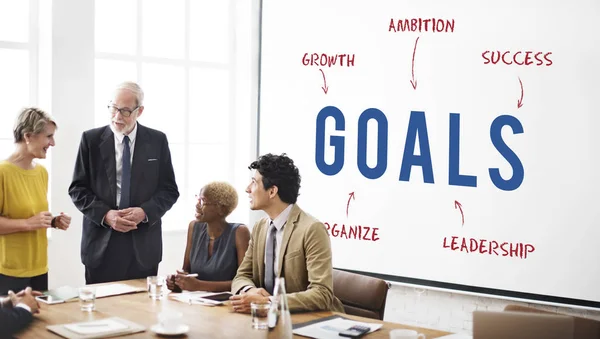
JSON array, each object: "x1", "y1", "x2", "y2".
[{"x1": 258, "y1": 0, "x2": 600, "y2": 307}]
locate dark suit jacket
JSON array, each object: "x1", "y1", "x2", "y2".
[
  {"x1": 68, "y1": 123, "x2": 179, "y2": 270},
  {"x1": 0, "y1": 307, "x2": 33, "y2": 338}
]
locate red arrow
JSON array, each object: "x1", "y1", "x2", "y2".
[
  {"x1": 410, "y1": 37, "x2": 420, "y2": 90},
  {"x1": 319, "y1": 68, "x2": 329, "y2": 94},
  {"x1": 454, "y1": 200, "x2": 464, "y2": 226},
  {"x1": 517, "y1": 77, "x2": 524, "y2": 109},
  {"x1": 346, "y1": 192, "x2": 355, "y2": 218}
]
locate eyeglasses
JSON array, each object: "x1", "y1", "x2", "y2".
[
  {"x1": 108, "y1": 105, "x2": 139, "y2": 117},
  {"x1": 195, "y1": 195, "x2": 217, "y2": 207}
]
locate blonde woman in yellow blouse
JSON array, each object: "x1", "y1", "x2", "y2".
[{"x1": 0, "y1": 108, "x2": 71, "y2": 295}]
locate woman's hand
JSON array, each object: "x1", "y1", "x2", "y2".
[
  {"x1": 166, "y1": 274, "x2": 181, "y2": 292},
  {"x1": 27, "y1": 212, "x2": 52, "y2": 230},
  {"x1": 174, "y1": 272, "x2": 201, "y2": 291},
  {"x1": 53, "y1": 212, "x2": 71, "y2": 230}
]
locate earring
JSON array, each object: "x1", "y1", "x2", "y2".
[{"x1": 26, "y1": 141, "x2": 29, "y2": 145}]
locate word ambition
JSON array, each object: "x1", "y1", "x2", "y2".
[
  {"x1": 482, "y1": 51, "x2": 553, "y2": 66},
  {"x1": 315, "y1": 106, "x2": 525, "y2": 191},
  {"x1": 324, "y1": 222, "x2": 380, "y2": 242},
  {"x1": 389, "y1": 18, "x2": 455, "y2": 33},
  {"x1": 302, "y1": 53, "x2": 356, "y2": 67},
  {"x1": 443, "y1": 236, "x2": 535, "y2": 259}
]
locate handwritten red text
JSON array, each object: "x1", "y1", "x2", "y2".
[
  {"x1": 324, "y1": 222, "x2": 380, "y2": 242},
  {"x1": 302, "y1": 53, "x2": 355, "y2": 67},
  {"x1": 482, "y1": 51, "x2": 553, "y2": 66},
  {"x1": 443, "y1": 236, "x2": 535, "y2": 259},
  {"x1": 389, "y1": 18, "x2": 455, "y2": 33}
]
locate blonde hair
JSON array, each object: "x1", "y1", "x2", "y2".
[
  {"x1": 202, "y1": 181, "x2": 239, "y2": 217},
  {"x1": 114, "y1": 81, "x2": 144, "y2": 106},
  {"x1": 13, "y1": 107, "x2": 57, "y2": 143}
]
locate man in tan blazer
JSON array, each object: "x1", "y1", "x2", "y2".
[{"x1": 230, "y1": 153, "x2": 344, "y2": 313}]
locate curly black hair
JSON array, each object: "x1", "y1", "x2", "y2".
[{"x1": 248, "y1": 153, "x2": 301, "y2": 204}]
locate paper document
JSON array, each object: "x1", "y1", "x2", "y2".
[
  {"x1": 293, "y1": 315, "x2": 382, "y2": 339},
  {"x1": 64, "y1": 318, "x2": 129, "y2": 335},
  {"x1": 168, "y1": 291, "x2": 223, "y2": 306},
  {"x1": 436, "y1": 335, "x2": 473, "y2": 339},
  {"x1": 95, "y1": 283, "x2": 146, "y2": 298},
  {"x1": 47, "y1": 316, "x2": 145, "y2": 339}
]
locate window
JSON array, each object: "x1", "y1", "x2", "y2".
[
  {"x1": 94, "y1": 0, "x2": 238, "y2": 230},
  {"x1": 0, "y1": 0, "x2": 52, "y2": 188},
  {"x1": 0, "y1": 0, "x2": 52, "y2": 238}
]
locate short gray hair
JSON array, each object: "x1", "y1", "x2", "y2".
[
  {"x1": 114, "y1": 81, "x2": 144, "y2": 106},
  {"x1": 13, "y1": 107, "x2": 57, "y2": 143}
]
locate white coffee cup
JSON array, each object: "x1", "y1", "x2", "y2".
[
  {"x1": 390, "y1": 329, "x2": 426, "y2": 339},
  {"x1": 158, "y1": 311, "x2": 183, "y2": 332}
]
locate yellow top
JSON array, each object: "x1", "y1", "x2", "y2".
[{"x1": 0, "y1": 160, "x2": 49, "y2": 277}]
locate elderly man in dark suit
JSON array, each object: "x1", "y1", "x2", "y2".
[{"x1": 69, "y1": 81, "x2": 179, "y2": 284}]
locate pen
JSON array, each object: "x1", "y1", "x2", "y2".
[{"x1": 175, "y1": 269, "x2": 198, "y2": 278}]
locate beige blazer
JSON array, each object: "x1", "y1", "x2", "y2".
[{"x1": 232, "y1": 204, "x2": 344, "y2": 313}]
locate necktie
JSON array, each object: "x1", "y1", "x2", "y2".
[
  {"x1": 264, "y1": 222, "x2": 277, "y2": 294},
  {"x1": 119, "y1": 135, "x2": 131, "y2": 209}
]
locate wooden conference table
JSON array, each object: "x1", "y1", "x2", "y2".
[{"x1": 18, "y1": 279, "x2": 451, "y2": 338}]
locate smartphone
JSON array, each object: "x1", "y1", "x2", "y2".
[
  {"x1": 199, "y1": 292, "x2": 233, "y2": 302},
  {"x1": 338, "y1": 325, "x2": 370, "y2": 338},
  {"x1": 35, "y1": 295, "x2": 65, "y2": 305}
]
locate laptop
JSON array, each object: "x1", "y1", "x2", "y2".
[{"x1": 473, "y1": 310, "x2": 574, "y2": 339}]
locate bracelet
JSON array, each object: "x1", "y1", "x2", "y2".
[{"x1": 51, "y1": 217, "x2": 57, "y2": 228}]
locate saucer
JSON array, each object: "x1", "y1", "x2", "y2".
[{"x1": 150, "y1": 324, "x2": 190, "y2": 336}]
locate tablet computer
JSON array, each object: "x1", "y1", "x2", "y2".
[{"x1": 193, "y1": 292, "x2": 233, "y2": 305}]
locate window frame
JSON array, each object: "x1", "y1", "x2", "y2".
[
  {"x1": 93, "y1": 0, "x2": 238, "y2": 231},
  {"x1": 0, "y1": 0, "x2": 52, "y2": 234}
]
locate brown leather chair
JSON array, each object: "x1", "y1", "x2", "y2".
[
  {"x1": 332, "y1": 269, "x2": 389, "y2": 320},
  {"x1": 473, "y1": 310, "x2": 575, "y2": 339},
  {"x1": 504, "y1": 304, "x2": 600, "y2": 339}
]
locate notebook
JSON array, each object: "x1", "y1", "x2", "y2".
[
  {"x1": 42, "y1": 283, "x2": 145, "y2": 304},
  {"x1": 94, "y1": 283, "x2": 146, "y2": 298},
  {"x1": 292, "y1": 315, "x2": 382, "y2": 339},
  {"x1": 47, "y1": 317, "x2": 145, "y2": 339}
]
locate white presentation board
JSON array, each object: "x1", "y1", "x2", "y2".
[{"x1": 258, "y1": 0, "x2": 600, "y2": 307}]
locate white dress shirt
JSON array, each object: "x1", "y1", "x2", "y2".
[
  {"x1": 110, "y1": 122, "x2": 138, "y2": 205},
  {"x1": 265, "y1": 203, "x2": 294, "y2": 277},
  {"x1": 16, "y1": 303, "x2": 31, "y2": 312},
  {"x1": 0, "y1": 299, "x2": 31, "y2": 313}
]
